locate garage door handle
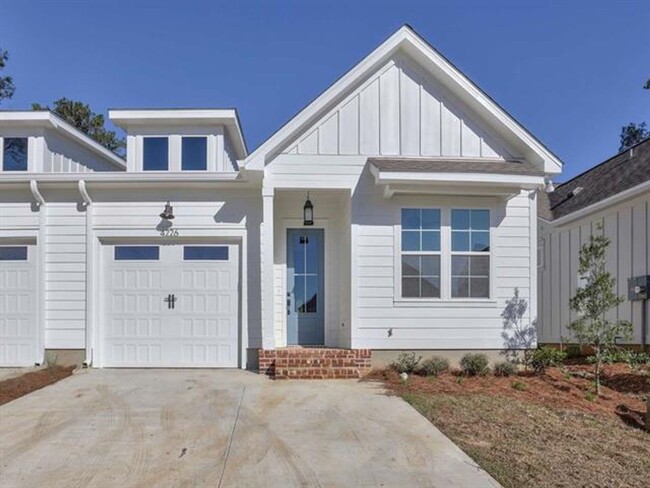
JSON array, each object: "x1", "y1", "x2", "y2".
[{"x1": 164, "y1": 294, "x2": 177, "y2": 310}]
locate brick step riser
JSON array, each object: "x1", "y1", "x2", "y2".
[{"x1": 258, "y1": 348, "x2": 372, "y2": 379}]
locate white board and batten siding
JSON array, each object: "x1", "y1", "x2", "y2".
[
  {"x1": 280, "y1": 55, "x2": 513, "y2": 161},
  {"x1": 43, "y1": 129, "x2": 122, "y2": 173},
  {"x1": 538, "y1": 192, "x2": 650, "y2": 345}
]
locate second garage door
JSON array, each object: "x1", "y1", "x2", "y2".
[{"x1": 103, "y1": 243, "x2": 239, "y2": 368}]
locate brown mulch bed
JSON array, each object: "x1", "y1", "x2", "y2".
[
  {"x1": 0, "y1": 366, "x2": 75, "y2": 406},
  {"x1": 372, "y1": 364, "x2": 650, "y2": 488}
]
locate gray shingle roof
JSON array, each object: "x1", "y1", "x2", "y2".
[
  {"x1": 368, "y1": 158, "x2": 545, "y2": 176},
  {"x1": 539, "y1": 138, "x2": 650, "y2": 221}
]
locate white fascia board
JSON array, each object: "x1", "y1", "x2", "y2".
[
  {"x1": 550, "y1": 179, "x2": 650, "y2": 227},
  {"x1": 109, "y1": 109, "x2": 247, "y2": 159},
  {"x1": 0, "y1": 111, "x2": 126, "y2": 170},
  {"x1": 370, "y1": 166, "x2": 545, "y2": 190},
  {"x1": 0, "y1": 171, "x2": 243, "y2": 184},
  {"x1": 242, "y1": 25, "x2": 563, "y2": 174}
]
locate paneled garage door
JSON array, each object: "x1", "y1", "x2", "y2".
[
  {"x1": 103, "y1": 244, "x2": 239, "y2": 367},
  {"x1": 0, "y1": 245, "x2": 38, "y2": 366}
]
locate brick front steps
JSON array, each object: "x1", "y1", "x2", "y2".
[{"x1": 258, "y1": 348, "x2": 372, "y2": 379}]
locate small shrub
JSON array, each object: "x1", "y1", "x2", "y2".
[
  {"x1": 460, "y1": 353, "x2": 489, "y2": 376},
  {"x1": 418, "y1": 356, "x2": 450, "y2": 377},
  {"x1": 391, "y1": 352, "x2": 421, "y2": 374},
  {"x1": 564, "y1": 343, "x2": 582, "y2": 359},
  {"x1": 493, "y1": 361, "x2": 516, "y2": 377},
  {"x1": 531, "y1": 346, "x2": 566, "y2": 375},
  {"x1": 585, "y1": 391, "x2": 597, "y2": 402},
  {"x1": 511, "y1": 380, "x2": 526, "y2": 391}
]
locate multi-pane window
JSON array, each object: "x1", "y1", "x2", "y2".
[
  {"x1": 401, "y1": 208, "x2": 441, "y2": 298},
  {"x1": 181, "y1": 136, "x2": 207, "y2": 171},
  {"x1": 451, "y1": 209, "x2": 490, "y2": 298},
  {"x1": 2, "y1": 137, "x2": 28, "y2": 171},
  {"x1": 143, "y1": 137, "x2": 169, "y2": 171}
]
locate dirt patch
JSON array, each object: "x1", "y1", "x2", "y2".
[
  {"x1": 373, "y1": 364, "x2": 650, "y2": 488},
  {"x1": 0, "y1": 366, "x2": 75, "y2": 406}
]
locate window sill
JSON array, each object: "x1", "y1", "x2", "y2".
[{"x1": 393, "y1": 298, "x2": 498, "y2": 308}]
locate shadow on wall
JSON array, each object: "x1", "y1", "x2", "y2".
[{"x1": 501, "y1": 288, "x2": 537, "y2": 363}]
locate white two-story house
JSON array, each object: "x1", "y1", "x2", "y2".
[{"x1": 0, "y1": 26, "x2": 562, "y2": 376}]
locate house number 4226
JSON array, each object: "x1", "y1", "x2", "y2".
[{"x1": 160, "y1": 229, "x2": 179, "y2": 237}]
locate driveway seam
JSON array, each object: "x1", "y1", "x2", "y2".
[{"x1": 217, "y1": 384, "x2": 245, "y2": 488}]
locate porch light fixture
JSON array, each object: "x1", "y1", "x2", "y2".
[
  {"x1": 303, "y1": 193, "x2": 314, "y2": 226},
  {"x1": 159, "y1": 201, "x2": 175, "y2": 220}
]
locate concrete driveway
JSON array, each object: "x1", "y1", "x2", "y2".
[{"x1": 0, "y1": 369, "x2": 499, "y2": 487}]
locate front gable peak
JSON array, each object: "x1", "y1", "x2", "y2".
[{"x1": 243, "y1": 25, "x2": 562, "y2": 175}]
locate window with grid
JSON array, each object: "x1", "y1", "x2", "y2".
[
  {"x1": 451, "y1": 209, "x2": 490, "y2": 298},
  {"x1": 401, "y1": 208, "x2": 441, "y2": 298}
]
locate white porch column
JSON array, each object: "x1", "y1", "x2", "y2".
[{"x1": 261, "y1": 186, "x2": 276, "y2": 350}]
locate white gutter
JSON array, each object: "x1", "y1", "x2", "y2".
[
  {"x1": 0, "y1": 171, "x2": 244, "y2": 184},
  {"x1": 551, "y1": 179, "x2": 650, "y2": 227},
  {"x1": 29, "y1": 180, "x2": 45, "y2": 207}
]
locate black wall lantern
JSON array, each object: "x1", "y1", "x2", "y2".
[
  {"x1": 159, "y1": 201, "x2": 175, "y2": 220},
  {"x1": 303, "y1": 193, "x2": 314, "y2": 226}
]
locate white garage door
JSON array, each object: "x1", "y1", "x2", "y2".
[
  {"x1": 103, "y1": 244, "x2": 239, "y2": 368},
  {"x1": 0, "y1": 245, "x2": 38, "y2": 366}
]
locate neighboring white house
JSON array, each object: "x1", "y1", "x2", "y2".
[
  {"x1": 0, "y1": 26, "x2": 562, "y2": 371},
  {"x1": 538, "y1": 138, "x2": 650, "y2": 349}
]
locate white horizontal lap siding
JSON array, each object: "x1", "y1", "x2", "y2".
[
  {"x1": 538, "y1": 192, "x2": 650, "y2": 344},
  {"x1": 44, "y1": 203, "x2": 87, "y2": 349},
  {"x1": 0, "y1": 203, "x2": 39, "y2": 230},
  {"x1": 352, "y1": 187, "x2": 533, "y2": 350}
]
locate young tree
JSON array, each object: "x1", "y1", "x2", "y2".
[
  {"x1": 567, "y1": 224, "x2": 632, "y2": 395},
  {"x1": 0, "y1": 47, "x2": 16, "y2": 104},
  {"x1": 32, "y1": 98, "x2": 125, "y2": 154}
]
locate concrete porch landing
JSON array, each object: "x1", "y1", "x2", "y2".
[{"x1": 258, "y1": 347, "x2": 372, "y2": 379}]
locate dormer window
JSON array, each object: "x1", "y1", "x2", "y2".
[
  {"x1": 182, "y1": 136, "x2": 207, "y2": 171},
  {"x1": 143, "y1": 137, "x2": 169, "y2": 171},
  {"x1": 2, "y1": 137, "x2": 28, "y2": 171}
]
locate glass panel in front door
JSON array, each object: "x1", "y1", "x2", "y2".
[{"x1": 293, "y1": 234, "x2": 318, "y2": 314}]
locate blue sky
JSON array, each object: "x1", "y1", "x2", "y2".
[{"x1": 1, "y1": 0, "x2": 649, "y2": 181}]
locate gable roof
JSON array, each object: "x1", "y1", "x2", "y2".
[
  {"x1": 243, "y1": 24, "x2": 563, "y2": 174},
  {"x1": 539, "y1": 137, "x2": 650, "y2": 222},
  {"x1": 0, "y1": 110, "x2": 126, "y2": 170}
]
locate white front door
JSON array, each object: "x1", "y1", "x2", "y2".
[
  {"x1": 0, "y1": 245, "x2": 38, "y2": 366},
  {"x1": 102, "y1": 243, "x2": 239, "y2": 368}
]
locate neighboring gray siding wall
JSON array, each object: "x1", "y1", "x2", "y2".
[{"x1": 538, "y1": 192, "x2": 650, "y2": 345}]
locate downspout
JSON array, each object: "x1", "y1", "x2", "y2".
[
  {"x1": 29, "y1": 180, "x2": 46, "y2": 365},
  {"x1": 78, "y1": 180, "x2": 93, "y2": 367}
]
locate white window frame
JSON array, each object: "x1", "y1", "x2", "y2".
[
  {"x1": 394, "y1": 206, "x2": 495, "y2": 304},
  {"x1": 141, "y1": 136, "x2": 170, "y2": 171},
  {"x1": 1, "y1": 136, "x2": 29, "y2": 172},
  {"x1": 450, "y1": 208, "x2": 491, "y2": 299},
  {"x1": 181, "y1": 135, "x2": 209, "y2": 171},
  {"x1": 399, "y1": 208, "x2": 442, "y2": 299}
]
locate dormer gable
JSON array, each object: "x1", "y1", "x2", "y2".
[{"x1": 109, "y1": 109, "x2": 247, "y2": 173}]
